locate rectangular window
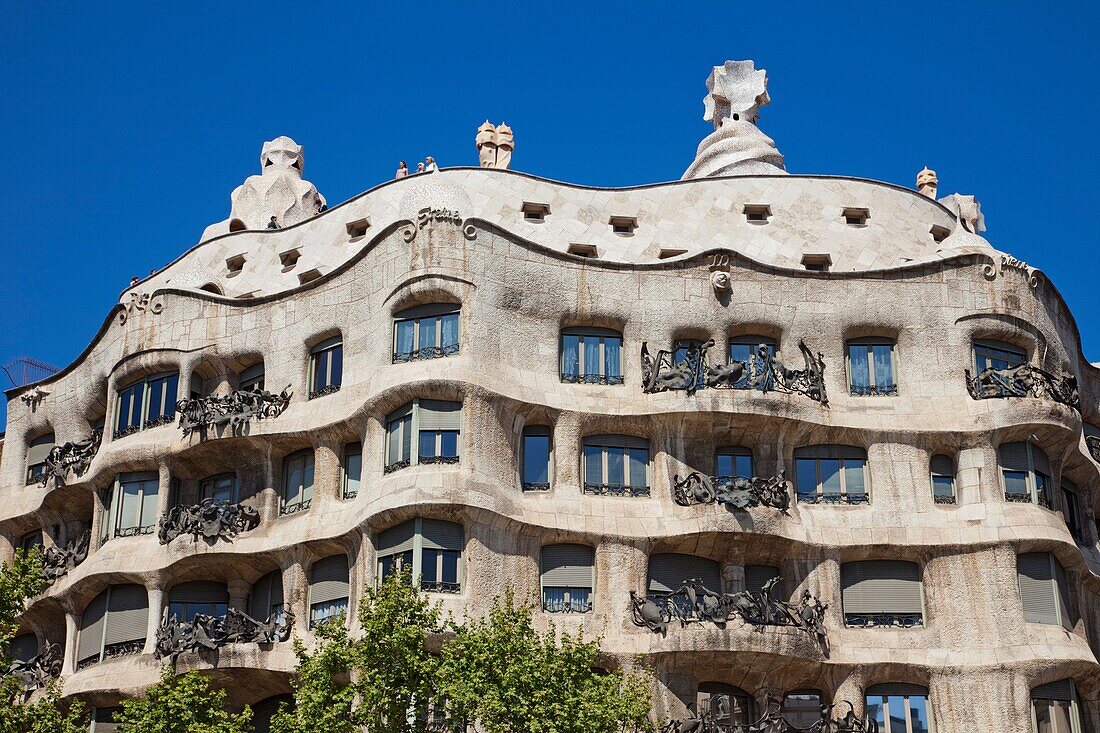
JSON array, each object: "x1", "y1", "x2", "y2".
[
  {"x1": 728, "y1": 338, "x2": 776, "y2": 390},
  {"x1": 111, "y1": 472, "x2": 159, "y2": 538},
  {"x1": 794, "y1": 446, "x2": 868, "y2": 504},
  {"x1": 168, "y1": 601, "x2": 228, "y2": 623},
  {"x1": 392, "y1": 305, "x2": 460, "y2": 362},
  {"x1": 847, "y1": 339, "x2": 897, "y2": 396},
  {"x1": 1032, "y1": 680, "x2": 1082, "y2": 733},
  {"x1": 582, "y1": 436, "x2": 649, "y2": 497},
  {"x1": 842, "y1": 561, "x2": 923, "y2": 627},
  {"x1": 343, "y1": 443, "x2": 362, "y2": 499},
  {"x1": 522, "y1": 427, "x2": 552, "y2": 491},
  {"x1": 974, "y1": 340, "x2": 1027, "y2": 373},
  {"x1": 25, "y1": 433, "x2": 54, "y2": 485},
  {"x1": 309, "y1": 555, "x2": 350, "y2": 628},
  {"x1": 866, "y1": 688, "x2": 930, "y2": 733},
  {"x1": 114, "y1": 373, "x2": 179, "y2": 438},
  {"x1": 560, "y1": 329, "x2": 623, "y2": 385},
  {"x1": 716, "y1": 448, "x2": 753, "y2": 478},
  {"x1": 1018, "y1": 552, "x2": 1075, "y2": 629},
  {"x1": 200, "y1": 474, "x2": 236, "y2": 503},
  {"x1": 930, "y1": 454, "x2": 956, "y2": 504},
  {"x1": 541, "y1": 544, "x2": 594, "y2": 613},
  {"x1": 377, "y1": 518, "x2": 464, "y2": 594},
  {"x1": 238, "y1": 363, "x2": 265, "y2": 392},
  {"x1": 281, "y1": 451, "x2": 315, "y2": 515},
  {"x1": 1061, "y1": 483, "x2": 1081, "y2": 542},
  {"x1": 999, "y1": 442, "x2": 1053, "y2": 508},
  {"x1": 386, "y1": 400, "x2": 461, "y2": 472},
  {"x1": 309, "y1": 337, "x2": 343, "y2": 399}
]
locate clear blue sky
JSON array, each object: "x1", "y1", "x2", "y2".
[{"x1": 2, "y1": 2, "x2": 1098, "y2": 424}]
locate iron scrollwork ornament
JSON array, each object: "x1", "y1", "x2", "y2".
[
  {"x1": 642, "y1": 338, "x2": 828, "y2": 405},
  {"x1": 965, "y1": 364, "x2": 1079, "y2": 411},
  {"x1": 630, "y1": 576, "x2": 827, "y2": 643},
  {"x1": 39, "y1": 430, "x2": 102, "y2": 487},
  {"x1": 154, "y1": 607, "x2": 294, "y2": 663},
  {"x1": 176, "y1": 386, "x2": 292, "y2": 438},
  {"x1": 673, "y1": 471, "x2": 790, "y2": 511},
  {"x1": 661, "y1": 696, "x2": 876, "y2": 733},
  {"x1": 158, "y1": 499, "x2": 260, "y2": 545},
  {"x1": 40, "y1": 532, "x2": 90, "y2": 585},
  {"x1": 4, "y1": 642, "x2": 62, "y2": 696},
  {"x1": 1086, "y1": 435, "x2": 1100, "y2": 463}
]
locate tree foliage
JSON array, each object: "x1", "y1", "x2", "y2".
[{"x1": 114, "y1": 669, "x2": 253, "y2": 733}]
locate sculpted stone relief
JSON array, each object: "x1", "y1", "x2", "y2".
[{"x1": 118, "y1": 291, "x2": 164, "y2": 324}]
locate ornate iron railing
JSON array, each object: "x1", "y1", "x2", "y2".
[
  {"x1": 1086, "y1": 435, "x2": 1100, "y2": 463},
  {"x1": 850, "y1": 383, "x2": 898, "y2": 396},
  {"x1": 661, "y1": 696, "x2": 875, "y2": 733},
  {"x1": 673, "y1": 472, "x2": 790, "y2": 510},
  {"x1": 965, "y1": 364, "x2": 1080, "y2": 411},
  {"x1": 419, "y1": 455, "x2": 460, "y2": 465},
  {"x1": 77, "y1": 640, "x2": 144, "y2": 670},
  {"x1": 1005, "y1": 492, "x2": 1052, "y2": 509},
  {"x1": 308, "y1": 384, "x2": 341, "y2": 400},
  {"x1": 933, "y1": 494, "x2": 957, "y2": 505},
  {"x1": 113, "y1": 414, "x2": 176, "y2": 440},
  {"x1": 542, "y1": 597, "x2": 592, "y2": 614},
  {"x1": 392, "y1": 343, "x2": 460, "y2": 363},
  {"x1": 523, "y1": 481, "x2": 551, "y2": 492},
  {"x1": 421, "y1": 581, "x2": 461, "y2": 594},
  {"x1": 797, "y1": 492, "x2": 869, "y2": 505},
  {"x1": 845, "y1": 612, "x2": 923, "y2": 628},
  {"x1": 114, "y1": 525, "x2": 156, "y2": 538},
  {"x1": 280, "y1": 499, "x2": 311, "y2": 516},
  {"x1": 641, "y1": 338, "x2": 828, "y2": 405},
  {"x1": 384, "y1": 459, "x2": 411, "y2": 474},
  {"x1": 154, "y1": 607, "x2": 293, "y2": 663},
  {"x1": 560, "y1": 372, "x2": 625, "y2": 386},
  {"x1": 158, "y1": 499, "x2": 259, "y2": 544},
  {"x1": 40, "y1": 532, "x2": 89, "y2": 585},
  {"x1": 583, "y1": 483, "x2": 650, "y2": 497},
  {"x1": 176, "y1": 386, "x2": 292, "y2": 438},
  {"x1": 4, "y1": 642, "x2": 61, "y2": 694},
  {"x1": 39, "y1": 430, "x2": 101, "y2": 487}
]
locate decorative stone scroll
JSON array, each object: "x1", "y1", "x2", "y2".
[
  {"x1": 965, "y1": 364, "x2": 1079, "y2": 411},
  {"x1": 661, "y1": 696, "x2": 875, "y2": 733},
  {"x1": 981, "y1": 254, "x2": 1040, "y2": 289},
  {"x1": 158, "y1": 499, "x2": 260, "y2": 545},
  {"x1": 404, "y1": 207, "x2": 478, "y2": 242},
  {"x1": 4, "y1": 642, "x2": 62, "y2": 695},
  {"x1": 176, "y1": 386, "x2": 292, "y2": 439},
  {"x1": 641, "y1": 338, "x2": 828, "y2": 406},
  {"x1": 39, "y1": 430, "x2": 102, "y2": 487},
  {"x1": 118, "y1": 291, "x2": 164, "y2": 324},
  {"x1": 630, "y1": 576, "x2": 828, "y2": 642},
  {"x1": 40, "y1": 532, "x2": 89, "y2": 585},
  {"x1": 154, "y1": 607, "x2": 294, "y2": 663},
  {"x1": 673, "y1": 471, "x2": 790, "y2": 511}
]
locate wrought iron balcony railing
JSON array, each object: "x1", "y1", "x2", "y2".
[
  {"x1": 158, "y1": 499, "x2": 260, "y2": 544},
  {"x1": 661, "y1": 696, "x2": 875, "y2": 733},
  {"x1": 393, "y1": 343, "x2": 460, "y2": 363},
  {"x1": 155, "y1": 607, "x2": 294, "y2": 663},
  {"x1": 673, "y1": 472, "x2": 790, "y2": 510},
  {"x1": 849, "y1": 382, "x2": 898, "y2": 396},
  {"x1": 1005, "y1": 492, "x2": 1053, "y2": 510},
  {"x1": 560, "y1": 372, "x2": 625, "y2": 386},
  {"x1": 384, "y1": 459, "x2": 411, "y2": 474},
  {"x1": 77, "y1": 640, "x2": 144, "y2": 671},
  {"x1": 965, "y1": 364, "x2": 1079, "y2": 411},
  {"x1": 542, "y1": 597, "x2": 593, "y2": 614},
  {"x1": 933, "y1": 494, "x2": 957, "y2": 505},
  {"x1": 114, "y1": 524, "x2": 156, "y2": 539},
  {"x1": 523, "y1": 481, "x2": 551, "y2": 492},
  {"x1": 420, "y1": 580, "x2": 461, "y2": 594},
  {"x1": 845, "y1": 613, "x2": 923, "y2": 629},
  {"x1": 5, "y1": 642, "x2": 61, "y2": 693},
  {"x1": 176, "y1": 386, "x2": 292, "y2": 438},
  {"x1": 280, "y1": 499, "x2": 312, "y2": 516},
  {"x1": 797, "y1": 492, "x2": 869, "y2": 505},
  {"x1": 1086, "y1": 435, "x2": 1100, "y2": 463},
  {"x1": 113, "y1": 413, "x2": 175, "y2": 440},
  {"x1": 308, "y1": 384, "x2": 341, "y2": 400},
  {"x1": 583, "y1": 482, "x2": 650, "y2": 497},
  {"x1": 418, "y1": 455, "x2": 460, "y2": 466},
  {"x1": 38, "y1": 429, "x2": 101, "y2": 487},
  {"x1": 40, "y1": 532, "x2": 89, "y2": 585}
]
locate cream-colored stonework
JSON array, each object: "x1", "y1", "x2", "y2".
[{"x1": 2, "y1": 61, "x2": 1099, "y2": 733}]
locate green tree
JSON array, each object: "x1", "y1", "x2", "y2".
[
  {"x1": 114, "y1": 669, "x2": 253, "y2": 733},
  {"x1": 436, "y1": 591, "x2": 654, "y2": 733}
]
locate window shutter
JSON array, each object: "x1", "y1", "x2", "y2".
[
  {"x1": 378, "y1": 521, "x2": 416, "y2": 555},
  {"x1": 584, "y1": 434, "x2": 648, "y2": 450},
  {"x1": 793, "y1": 445, "x2": 866, "y2": 460},
  {"x1": 26, "y1": 434, "x2": 55, "y2": 467},
  {"x1": 1053, "y1": 560, "x2": 1074, "y2": 629},
  {"x1": 648, "y1": 553, "x2": 721, "y2": 594},
  {"x1": 867, "y1": 683, "x2": 929, "y2": 697},
  {"x1": 249, "y1": 571, "x2": 283, "y2": 620},
  {"x1": 239, "y1": 363, "x2": 264, "y2": 385},
  {"x1": 395, "y1": 303, "x2": 460, "y2": 320},
  {"x1": 103, "y1": 584, "x2": 149, "y2": 646},
  {"x1": 1032, "y1": 680, "x2": 1075, "y2": 701},
  {"x1": 9, "y1": 633, "x2": 38, "y2": 662},
  {"x1": 418, "y1": 400, "x2": 462, "y2": 431},
  {"x1": 310, "y1": 555, "x2": 350, "y2": 605},
  {"x1": 1030, "y1": 446, "x2": 1052, "y2": 476},
  {"x1": 78, "y1": 592, "x2": 108, "y2": 661},
  {"x1": 541, "y1": 544, "x2": 595, "y2": 588},
  {"x1": 841, "y1": 561, "x2": 922, "y2": 615},
  {"x1": 1017, "y1": 553, "x2": 1059, "y2": 625},
  {"x1": 421, "y1": 519, "x2": 464, "y2": 551},
  {"x1": 744, "y1": 565, "x2": 780, "y2": 595},
  {"x1": 310, "y1": 336, "x2": 342, "y2": 354},
  {"x1": 168, "y1": 581, "x2": 229, "y2": 605},
  {"x1": 929, "y1": 455, "x2": 954, "y2": 476},
  {"x1": 999, "y1": 442, "x2": 1030, "y2": 472}
]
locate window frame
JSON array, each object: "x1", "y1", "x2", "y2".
[
  {"x1": 715, "y1": 446, "x2": 754, "y2": 479},
  {"x1": 1060, "y1": 482, "x2": 1081, "y2": 542},
  {"x1": 384, "y1": 399, "x2": 462, "y2": 473},
  {"x1": 1031, "y1": 680, "x2": 1083, "y2": 733},
  {"x1": 377, "y1": 518, "x2": 465, "y2": 594},
  {"x1": 24, "y1": 432, "x2": 55, "y2": 485},
  {"x1": 280, "y1": 449, "x2": 315, "y2": 515},
  {"x1": 343, "y1": 442, "x2": 362, "y2": 499},
  {"x1": 727, "y1": 336, "x2": 777, "y2": 390},
  {"x1": 392, "y1": 304, "x2": 461, "y2": 363},
  {"x1": 846, "y1": 337, "x2": 898, "y2": 396},
  {"x1": 559, "y1": 327, "x2": 624, "y2": 385},
  {"x1": 308, "y1": 555, "x2": 350, "y2": 628},
  {"x1": 540, "y1": 543, "x2": 595, "y2": 614},
  {"x1": 793, "y1": 445, "x2": 869, "y2": 504},
  {"x1": 781, "y1": 690, "x2": 826, "y2": 729},
  {"x1": 308, "y1": 336, "x2": 343, "y2": 399},
  {"x1": 973, "y1": 339, "x2": 1027, "y2": 374},
  {"x1": 865, "y1": 684, "x2": 933, "y2": 733},
  {"x1": 113, "y1": 371, "x2": 179, "y2": 439},
  {"x1": 199, "y1": 473, "x2": 237, "y2": 503},
  {"x1": 581, "y1": 434, "x2": 650, "y2": 497},
  {"x1": 238, "y1": 362, "x2": 265, "y2": 392},
  {"x1": 105, "y1": 471, "x2": 160, "y2": 540},
  {"x1": 998, "y1": 442, "x2": 1053, "y2": 509},
  {"x1": 522, "y1": 425, "x2": 553, "y2": 491},
  {"x1": 929, "y1": 454, "x2": 957, "y2": 505},
  {"x1": 841, "y1": 560, "x2": 925, "y2": 628}
]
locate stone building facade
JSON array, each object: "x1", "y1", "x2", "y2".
[{"x1": 2, "y1": 62, "x2": 1099, "y2": 732}]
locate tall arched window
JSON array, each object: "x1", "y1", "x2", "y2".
[
  {"x1": 281, "y1": 450, "x2": 314, "y2": 515},
  {"x1": 930, "y1": 454, "x2": 956, "y2": 504},
  {"x1": 308, "y1": 336, "x2": 343, "y2": 399},
  {"x1": 385, "y1": 400, "x2": 462, "y2": 472},
  {"x1": 309, "y1": 555, "x2": 349, "y2": 628},
  {"x1": 522, "y1": 426, "x2": 552, "y2": 491},
  {"x1": 560, "y1": 328, "x2": 623, "y2": 385},
  {"x1": 167, "y1": 581, "x2": 228, "y2": 622},
  {"x1": 114, "y1": 371, "x2": 179, "y2": 438},
  {"x1": 582, "y1": 435, "x2": 649, "y2": 497},
  {"x1": 250, "y1": 570, "x2": 285, "y2": 623},
  {"x1": 102, "y1": 472, "x2": 159, "y2": 541},
  {"x1": 728, "y1": 336, "x2": 776, "y2": 390},
  {"x1": 25, "y1": 432, "x2": 54, "y2": 485}
]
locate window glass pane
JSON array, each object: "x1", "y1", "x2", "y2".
[
  {"x1": 1034, "y1": 700, "x2": 1053, "y2": 733},
  {"x1": 872, "y1": 344, "x2": 894, "y2": 387},
  {"x1": 119, "y1": 482, "x2": 141, "y2": 529},
  {"x1": 1003, "y1": 470, "x2": 1029, "y2": 496},
  {"x1": 312, "y1": 351, "x2": 329, "y2": 392},
  {"x1": 584, "y1": 445, "x2": 603, "y2": 485},
  {"x1": 419, "y1": 431, "x2": 438, "y2": 459},
  {"x1": 396, "y1": 320, "x2": 415, "y2": 356},
  {"x1": 843, "y1": 460, "x2": 866, "y2": 497},
  {"x1": 562, "y1": 335, "x2": 580, "y2": 378},
  {"x1": 329, "y1": 346, "x2": 343, "y2": 387},
  {"x1": 729, "y1": 342, "x2": 752, "y2": 364},
  {"x1": 422, "y1": 548, "x2": 439, "y2": 584},
  {"x1": 820, "y1": 459, "x2": 841, "y2": 496},
  {"x1": 140, "y1": 481, "x2": 159, "y2": 527},
  {"x1": 543, "y1": 587, "x2": 565, "y2": 610},
  {"x1": 440, "y1": 550, "x2": 459, "y2": 584},
  {"x1": 301, "y1": 456, "x2": 314, "y2": 503},
  {"x1": 567, "y1": 587, "x2": 590, "y2": 612},
  {"x1": 735, "y1": 455, "x2": 753, "y2": 477},
  {"x1": 145, "y1": 381, "x2": 164, "y2": 422},
  {"x1": 440, "y1": 431, "x2": 458, "y2": 458},
  {"x1": 932, "y1": 475, "x2": 955, "y2": 498},
  {"x1": 781, "y1": 693, "x2": 822, "y2": 729},
  {"x1": 419, "y1": 317, "x2": 438, "y2": 350},
  {"x1": 285, "y1": 459, "x2": 303, "y2": 505},
  {"x1": 716, "y1": 453, "x2": 734, "y2": 477},
  {"x1": 381, "y1": 551, "x2": 414, "y2": 581},
  {"x1": 387, "y1": 418, "x2": 405, "y2": 464},
  {"x1": 628, "y1": 448, "x2": 647, "y2": 487},
  {"x1": 524, "y1": 434, "x2": 551, "y2": 484},
  {"x1": 1035, "y1": 473, "x2": 1050, "y2": 503},
  {"x1": 849, "y1": 345, "x2": 871, "y2": 390},
  {"x1": 441, "y1": 314, "x2": 459, "y2": 349},
  {"x1": 908, "y1": 696, "x2": 930, "y2": 733},
  {"x1": 584, "y1": 338, "x2": 600, "y2": 378},
  {"x1": 604, "y1": 338, "x2": 621, "y2": 380},
  {"x1": 345, "y1": 451, "x2": 361, "y2": 496},
  {"x1": 606, "y1": 447, "x2": 625, "y2": 485},
  {"x1": 887, "y1": 696, "x2": 908, "y2": 733},
  {"x1": 796, "y1": 459, "x2": 818, "y2": 497},
  {"x1": 866, "y1": 696, "x2": 885, "y2": 731}
]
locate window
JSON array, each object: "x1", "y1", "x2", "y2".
[
  {"x1": 801, "y1": 254, "x2": 832, "y2": 272},
  {"x1": 567, "y1": 243, "x2": 599, "y2": 258},
  {"x1": 582, "y1": 435, "x2": 650, "y2": 497},
  {"x1": 973, "y1": 339, "x2": 1027, "y2": 373},
  {"x1": 114, "y1": 372, "x2": 179, "y2": 438},
  {"x1": 782, "y1": 691, "x2": 824, "y2": 729},
  {"x1": 19, "y1": 530, "x2": 43, "y2": 552},
  {"x1": 377, "y1": 518, "x2": 464, "y2": 593},
  {"x1": 103, "y1": 472, "x2": 160, "y2": 540},
  {"x1": 7, "y1": 633, "x2": 38, "y2": 663},
  {"x1": 744, "y1": 565, "x2": 780, "y2": 595},
  {"x1": 696, "y1": 683, "x2": 752, "y2": 727},
  {"x1": 521, "y1": 202, "x2": 550, "y2": 222},
  {"x1": 90, "y1": 707, "x2": 122, "y2": 733},
  {"x1": 841, "y1": 560, "x2": 924, "y2": 627},
  {"x1": 250, "y1": 570, "x2": 285, "y2": 623},
  {"x1": 999, "y1": 442, "x2": 1052, "y2": 508},
  {"x1": 865, "y1": 684, "x2": 931, "y2": 733},
  {"x1": 393, "y1": 304, "x2": 460, "y2": 362},
  {"x1": 716, "y1": 446, "x2": 753, "y2": 479},
  {"x1": 930, "y1": 454, "x2": 956, "y2": 504},
  {"x1": 309, "y1": 555, "x2": 349, "y2": 627},
  {"x1": 167, "y1": 581, "x2": 229, "y2": 623},
  {"x1": 648, "y1": 553, "x2": 721, "y2": 616},
  {"x1": 76, "y1": 584, "x2": 148, "y2": 670},
  {"x1": 346, "y1": 217, "x2": 371, "y2": 238},
  {"x1": 343, "y1": 442, "x2": 362, "y2": 499},
  {"x1": 658, "y1": 248, "x2": 687, "y2": 259},
  {"x1": 281, "y1": 450, "x2": 314, "y2": 515},
  {"x1": 541, "y1": 544, "x2": 594, "y2": 613},
  {"x1": 25, "y1": 432, "x2": 54, "y2": 485},
  {"x1": 1061, "y1": 481, "x2": 1081, "y2": 542},
  {"x1": 1017, "y1": 552, "x2": 1075, "y2": 629},
  {"x1": 609, "y1": 216, "x2": 637, "y2": 235},
  {"x1": 522, "y1": 426, "x2": 552, "y2": 491},
  {"x1": 279, "y1": 247, "x2": 301, "y2": 270},
  {"x1": 672, "y1": 339, "x2": 708, "y2": 391},
  {"x1": 225, "y1": 253, "x2": 246, "y2": 276},
  {"x1": 200, "y1": 474, "x2": 236, "y2": 503},
  {"x1": 843, "y1": 207, "x2": 869, "y2": 226},
  {"x1": 794, "y1": 445, "x2": 868, "y2": 504},
  {"x1": 309, "y1": 337, "x2": 343, "y2": 398},
  {"x1": 385, "y1": 399, "x2": 462, "y2": 472},
  {"x1": 847, "y1": 338, "x2": 897, "y2": 396},
  {"x1": 743, "y1": 204, "x2": 771, "y2": 223},
  {"x1": 728, "y1": 336, "x2": 776, "y2": 390},
  {"x1": 561, "y1": 328, "x2": 623, "y2": 384},
  {"x1": 1032, "y1": 680, "x2": 1083, "y2": 733},
  {"x1": 238, "y1": 362, "x2": 265, "y2": 392}
]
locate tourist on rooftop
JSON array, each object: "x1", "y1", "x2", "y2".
[
  {"x1": 267, "y1": 215, "x2": 279, "y2": 229},
  {"x1": 415, "y1": 162, "x2": 425, "y2": 174},
  {"x1": 395, "y1": 161, "x2": 408, "y2": 179},
  {"x1": 425, "y1": 155, "x2": 439, "y2": 173}
]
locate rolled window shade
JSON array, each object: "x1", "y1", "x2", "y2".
[
  {"x1": 584, "y1": 434, "x2": 648, "y2": 450},
  {"x1": 1017, "y1": 552, "x2": 1059, "y2": 625},
  {"x1": 1054, "y1": 560, "x2": 1074, "y2": 629},
  {"x1": 793, "y1": 444, "x2": 866, "y2": 460},
  {"x1": 421, "y1": 519, "x2": 464, "y2": 551},
  {"x1": 541, "y1": 544, "x2": 595, "y2": 587},
  {"x1": 104, "y1": 584, "x2": 149, "y2": 646},
  {"x1": 867, "y1": 683, "x2": 929, "y2": 697},
  {"x1": 1031, "y1": 446, "x2": 1052, "y2": 476},
  {"x1": 395, "y1": 303, "x2": 460, "y2": 320},
  {"x1": 310, "y1": 555, "x2": 350, "y2": 605},
  {"x1": 77, "y1": 592, "x2": 108, "y2": 661},
  {"x1": 648, "y1": 553, "x2": 721, "y2": 595},
  {"x1": 239, "y1": 363, "x2": 264, "y2": 385},
  {"x1": 841, "y1": 561, "x2": 922, "y2": 615},
  {"x1": 744, "y1": 565, "x2": 780, "y2": 595},
  {"x1": 310, "y1": 336, "x2": 342, "y2": 354},
  {"x1": 929, "y1": 454, "x2": 954, "y2": 476},
  {"x1": 388, "y1": 403, "x2": 413, "y2": 422},
  {"x1": 250, "y1": 571, "x2": 283, "y2": 619},
  {"x1": 998, "y1": 442, "x2": 1030, "y2": 472},
  {"x1": 1032, "y1": 679, "x2": 1075, "y2": 701},
  {"x1": 418, "y1": 400, "x2": 462, "y2": 431},
  {"x1": 9, "y1": 633, "x2": 38, "y2": 662},
  {"x1": 168, "y1": 581, "x2": 229, "y2": 605},
  {"x1": 26, "y1": 433, "x2": 55, "y2": 466},
  {"x1": 378, "y1": 520, "x2": 416, "y2": 555}
]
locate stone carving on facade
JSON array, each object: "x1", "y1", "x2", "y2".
[
  {"x1": 641, "y1": 338, "x2": 828, "y2": 405},
  {"x1": 965, "y1": 364, "x2": 1079, "y2": 411},
  {"x1": 404, "y1": 206, "x2": 478, "y2": 243},
  {"x1": 175, "y1": 386, "x2": 292, "y2": 439},
  {"x1": 118, "y1": 291, "x2": 164, "y2": 324},
  {"x1": 709, "y1": 253, "x2": 732, "y2": 294},
  {"x1": 39, "y1": 429, "x2": 101, "y2": 487},
  {"x1": 39, "y1": 532, "x2": 89, "y2": 585},
  {"x1": 673, "y1": 471, "x2": 790, "y2": 511},
  {"x1": 476, "y1": 121, "x2": 515, "y2": 170},
  {"x1": 158, "y1": 499, "x2": 260, "y2": 545},
  {"x1": 981, "y1": 253, "x2": 1041, "y2": 289},
  {"x1": 630, "y1": 576, "x2": 828, "y2": 643},
  {"x1": 683, "y1": 60, "x2": 787, "y2": 180},
  {"x1": 19, "y1": 386, "x2": 49, "y2": 407},
  {"x1": 662, "y1": 696, "x2": 875, "y2": 733},
  {"x1": 154, "y1": 607, "x2": 293, "y2": 664},
  {"x1": 917, "y1": 167, "x2": 938, "y2": 199},
  {"x1": 4, "y1": 642, "x2": 62, "y2": 695}
]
